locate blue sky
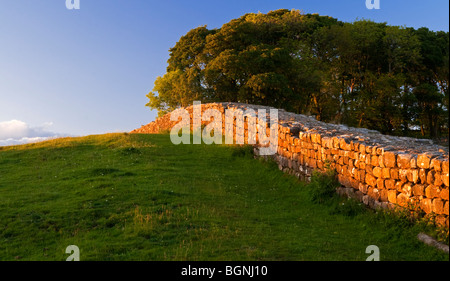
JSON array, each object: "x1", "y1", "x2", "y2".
[{"x1": 0, "y1": 0, "x2": 448, "y2": 145}]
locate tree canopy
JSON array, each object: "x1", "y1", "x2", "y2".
[{"x1": 146, "y1": 9, "x2": 449, "y2": 139}]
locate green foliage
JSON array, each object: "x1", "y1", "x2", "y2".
[
  {"x1": 306, "y1": 169, "x2": 366, "y2": 217},
  {"x1": 330, "y1": 197, "x2": 367, "y2": 218},
  {"x1": 370, "y1": 206, "x2": 449, "y2": 245},
  {"x1": 0, "y1": 134, "x2": 447, "y2": 260},
  {"x1": 230, "y1": 144, "x2": 254, "y2": 158},
  {"x1": 306, "y1": 167, "x2": 448, "y2": 245},
  {"x1": 307, "y1": 170, "x2": 340, "y2": 204},
  {"x1": 147, "y1": 9, "x2": 449, "y2": 140}
]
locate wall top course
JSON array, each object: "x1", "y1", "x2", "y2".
[{"x1": 132, "y1": 102, "x2": 449, "y2": 161}]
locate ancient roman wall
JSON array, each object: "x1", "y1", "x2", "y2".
[{"x1": 131, "y1": 102, "x2": 449, "y2": 227}]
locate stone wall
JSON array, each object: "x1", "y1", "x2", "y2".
[{"x1": 131, "y1": 102, "x2": 449, "y2": 227}]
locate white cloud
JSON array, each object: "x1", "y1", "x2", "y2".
[{"x1": 0, "y1": 120, "x2": 64, "y2": 146}]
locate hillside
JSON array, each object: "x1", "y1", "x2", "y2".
[{"x1": 0, "y1": 133, "x2": 447, "y2": 261}]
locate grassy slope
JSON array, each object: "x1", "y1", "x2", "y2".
[{"x1": 0, "y1": 133, "x2": 447, "y2": 261}]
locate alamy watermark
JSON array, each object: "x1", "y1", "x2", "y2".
[
  {"x1": 169, "y1": 101, "x2": 279, "y2": 156},
  {"x1": 366, "y1": 0, "x2": 380, "y2": 9},
  {"x1": 65, "y1": 245, "x2": 80, "y2": 261},
  {"x1": 66, "y1": 0, "x2": 80, "y2": 10},
  {"x1": 365, "y1": 245, "x2": 380, "y2": 261}
]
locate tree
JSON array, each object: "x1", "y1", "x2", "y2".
[
  {"x1": 146, "y1": 9, "x2": 448, "y2": 140},
  {"x1": 413, "y1": 28, "x2": 449, "y2": 138},
  {"x1": 413, "y1": 83, "x2": 444, "y2": 138},
  {"x1": 146, "y1": 70, "x2": 195, "y2": 116}
]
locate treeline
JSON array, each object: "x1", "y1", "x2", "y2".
[{"x1": 147, "y1": 9, "x2": 449, "y2": 139}]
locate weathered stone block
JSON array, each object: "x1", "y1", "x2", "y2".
[
  {"x1": 380, "y1": 189, "x2": 388, "y2": 202},
  {"x1": 352, "y1": 141, "x2": 359, "y2": 152},
  {"x1": 368, "y1": 187, "x2": 380, "y2": 201},
  {"x1": 426, "y1": 170, "x2": 435, "y2": 185},
  {"x1": 359, "y1": 144, "x2": 366, "y2": 154},
  {"x1": 397, "y1": 153, "x2": 412, "y2": 169},
  {"x1": 417, "y1": 153, "x2": 432, "y2": 169},
  {"x1": 441, "y1": 173, "x2": 449, "y2": 187},
  {"x1": 419, "y1": 169, "x2": 427, "y2": 184},
  {"x1": 348, "y1": 159, "x2": 354, "y2": 168},
  {"x1": 383, "y1": 151, "x2": 396, "y2": 168},
  {"x1": 395, "y1": 181, "x2": 404, "y2": 192},
  {"x1": 372, "y1": 167, "x2": 382, "y2": 178},
  {"x1": 365, "y1": 164, "x2": 373, "y2": 174},
  {"x1": 351, "y1": 178, "x2": 360, "y2": 190},
  {"x1": 358, "y1": 169, "x2": 366, "y2": 182},
  {"x1": 362, "y1": 195, "x2": 370, "y2": 206},
  {"x1": 359, "y1": 183, "x2": 368, "y2": 194},
  {"x1": 410, "y1": 156, "x2": 417, "y2": 169},
  {"x1": 402, "y1": 182, "x2": 413, "y2": 197},
  {"x1": 387, "y1": 190, "x2": 397, "y2": 204},
  {"x1": 406, "y1": 169, "x2": 419, "y2": 183},
  {"x1": 322, "y1": 137, "x2": 332, "y2": 149},
  {"x1": 434, "y1": 173, "x2": 443, "y2": 186},
  {"x1": 412, "y1": 184, "x2": 425, "y2": 196},
  {"x1": 378, "y1": 154, "x2": 385, "y2": 168},
  {"x1": 382, "y1": 168, "x2": 391, "y2": 179},
  {"x1": 376, "y1": 147, "x2": 383, "y2": 155},
  {"x1": 365, "y1": 173, "x2": 377, "y2": 187},
  {"x1": 397, "y1": 193, "x2": 410, "y2": 207},
  {"x1": 442, "y1": 160, "x2": 449, "y2": 174},
  {"x1": 377, "y1": 178, "x2": 385, "y2": 189},
  {"x1": 365, "y1": 154, "x2": 371, "y2": 165},
  {"x1": 348, "y1": 151, "x2": 355, "y2": 160},
  {"x1": 341, "y1": 165, "x2": 348, "y2": 176},
  {"x1": 359, "y1": 161, "x2": 366, "y2": 170},
  {"x1": 343, "y1": 156, "x2": 349, "y2": 165},
  {"x1": 399, "y1": 169, "x2": 408, "y2": 182},
  {"x1": 431, "y1": 158, "x2": 442, "y2": 172},
  {"x1": 425, "y1": 185, "x2": 440, "y2": 199},
  {"x1": 385, "y1": 179, "x2": 395, "y2": 189},
  {"x1": 390, "y1": 168, "x2": 399, "y2": 180},
  {"x1": 332, "y1": 137, "x2": 340, "y2": 148},
  {"x1": 439, "y1": 188, "x2": 449, "y2": 200},
  {"x1": 420, "y1": 198, "x2": 433, "y2": 214},
  {"x1": 371, "y1": 155, "x2": 378, "y2": 167},
  {"x1": 432, "y1": 198, "x2": 444, "y2": 214}
]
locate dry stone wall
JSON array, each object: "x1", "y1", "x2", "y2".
[{"x1": 131, "y1": 102, "x2": 449, "y2": 227}]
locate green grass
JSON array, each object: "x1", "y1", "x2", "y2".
[{"x1": 0, "y1": 133, "x2": 448, "y2": 261}]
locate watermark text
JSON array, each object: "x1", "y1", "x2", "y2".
[
  {"x1": 366, "y1": 0, "x2": 380, "y2": 9},
  {"x1": 170, "y1": 101, "x2": 278, "y2": 156},
  {"x1": 66, "y1": 0, "x2": 80, "y2": 10}
]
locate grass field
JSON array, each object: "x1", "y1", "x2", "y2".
[{"x1": 0, "y1": 133, "x2": 447, "y2": 261}]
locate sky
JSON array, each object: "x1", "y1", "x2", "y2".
[{"x1": 0, "y1": 0, "x2": 448, "y2": 145}]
